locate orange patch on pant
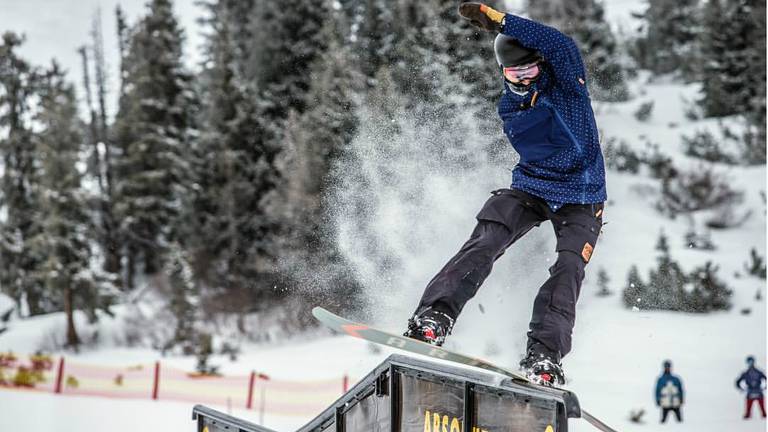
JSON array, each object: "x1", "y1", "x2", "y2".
[{"x1": 581, "y1": 242, "x2": 594, "y2": 263}]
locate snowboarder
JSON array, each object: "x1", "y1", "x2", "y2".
[
  {"x1": 403, "y1": 3, "x2": 606, "y2": 386},
  {"x1": 736, "y1": 356, "x2": 767, "y2": 419},
  {"x1": 655, "y1": 360, "x2": 684, "y2": 424}
]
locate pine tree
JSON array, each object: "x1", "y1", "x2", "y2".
[
  {"x1": 596, "y1": 267, "x2": 612, "y2": 297},
  {"x1": 162, "y1": 245, "x2": 198, "y2": 354},
  {"x1": 686, "y1": 262, "x2": 732, "y2": 312},
  {"x1": 742, "y1": 0, "x2": 766, "y2": 164},
  {"x1": 191, "y1": 0, "x2": 283, "y2": 309},
  {"x1": 82, "y1": 9, "x2": 121, "y2": 277},
  {"x1": 632, "y1": 0, "x2": 701, "y2": 78},
  {"x1": 352, "y1": 0, "x2": 399, "y2": 85},
  {"x1": 527, "y1": 0, "x2": 629, "y2": 101},
  {"x1": 278, "y1": 8, "x2": 363, "y2": 308},
  {"x1": 623, "y1": 265, "x2": 647, "y2": 308},
  {"x1": 647, "y1": 232, "x2": 687, "y2": 311},
  {"x1": 0, "y1": 32, "x2": 46, "y2": 315},
  {"x1": 29, "y1": 62, "x2": 116, "y2": 348},
  {"x1": 115, "y1": 5, "x2": 130, "y2": 97},
  {"x1": 247, "y1": 0, "x2": 330, "y2": 118},
  {"x1": 745, "y1": 248, "x2": 767, "y2": 279},
  {"x1": 112, "y1": 0, "x2": 197, "y2": 285},
  {"x1": 700, "y1": 0, "x2": 765, "y2": 120}
]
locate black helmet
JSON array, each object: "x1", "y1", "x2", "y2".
[
  {"x1": 494, "y1": 34, "x2": 542, "y2": 95},
  {"x1": 494, "y1": 33, "x2": 541, "y2": 68},
  {"x1": 663, "y1": 360, "x2": 672, "y2": 369}
]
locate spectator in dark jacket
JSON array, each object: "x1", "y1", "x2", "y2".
[
  {"x1": 736, "y1": 356, "x2": 767, "y2": 419},
  {"x1": 655, "y1": 360, "x2": 684, "y2": 423}
]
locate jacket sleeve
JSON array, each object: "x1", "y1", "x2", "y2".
[
  {"x1": 655, "y1": 378, "x2": 663, "y2": 403},
  {"x1": 501, "y1": 13, "x2": 586, "y2": 92},
  {"x1": 736, "y1": 373, "x2": 745, "y2": 390},
  {"x1": 676, "y1": 378, "x2": 684, "y2": 404}
]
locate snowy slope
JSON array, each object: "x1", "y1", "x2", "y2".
[{"x1": 0, "y1": 72, "x2": 765, "y2": 432}]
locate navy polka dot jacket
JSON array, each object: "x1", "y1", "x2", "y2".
[{"x1": 498, "y1": 14, "x2": 607, "y2": 212}]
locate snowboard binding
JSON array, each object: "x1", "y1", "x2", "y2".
[
  {"x1": 404, "y1": 307, "x2": 455, "y2": 346},
  {"x1": 519, "y1": 343, "x2": 566, "y2": 387}
]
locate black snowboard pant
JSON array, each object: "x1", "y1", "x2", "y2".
[
  {"x1": 661, "y1": 408, "x2": 682, "y2": 423},
  {"x1": 415, "y1": 188, "x2": 603, "y2": 358}
]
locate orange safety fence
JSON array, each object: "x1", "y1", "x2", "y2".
[{"x1": 0, "y1": 353, "x2": 348, "y2": 417}]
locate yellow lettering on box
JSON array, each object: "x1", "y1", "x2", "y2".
[
  {"x1": 450, "y1": 418, "x2": 461, "y2": 432},
  {"x1": 424, "y1": 411, "x2": 431, "y2": 432}
]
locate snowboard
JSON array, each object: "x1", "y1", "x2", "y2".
[{"x1": 312, "y1": 306, "x2": 619, "y2": 432}]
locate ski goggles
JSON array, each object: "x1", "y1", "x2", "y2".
[{"x1": 502, "y1": 62, "x2": 541, "y2": 83}]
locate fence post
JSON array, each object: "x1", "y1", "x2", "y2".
[
  {"x1": 152, "y1": 361, "x2": 160, "y2": 400},
  {"x1": 54, "y1": 357, "x2": 65, "y2": 394},
  {"x1": 343, "y1": 374, "x2": 349, "y2": 393},
  {"x1": 246, "y1": 371, "x2": 256, "y2": 409}
]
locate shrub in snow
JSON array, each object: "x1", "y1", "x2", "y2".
[
  {"x1": 634, "y1": 101, "x2": 654, "y2": 122},
  {"x1": 655, "y1": 165, "x2": 743, "y2": 217},
  {"x1": 684, "y1": 262, "x2": 732, "y2": 312},
  {"x1": 745, "y1": 248, "x2": 767, "y2": 279},
  {"x1": 705, "y1": 204, "x2": 752, "y2": 230},
  {"x1": 604, "y1": 139, "x2": 642, "y2": 173},
  {"x1": 219, "y1": 341, "x2": 240, "y2": 361},
  {"x1": 641, "y1": 143, "x2": 676, "y2": 180},
  {"x1": 741, "y1": 125, "x2": 767, "y2": 165},
  {"x1": 683, "y1": 100, "x2": 701, "y2": 121},
  {"x1": 681, "y1": 130, "x2": 737, "y2": 164},
  {"x1": 596, "y1": 267, "x2": 612, "y2": 297},
  {"x1": 684, "y1": 230, "x2": 716, "y2": 251},
  {"x1": 622, "y1": 234, "x2": 733, "y2": 312}
]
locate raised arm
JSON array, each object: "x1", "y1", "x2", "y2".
[
  {"x1": 458, "y1": 3, "x2": 587, "y2": 89},
  {"x1": 501, "y1": 13, "x2": 586, "y2": 86}
]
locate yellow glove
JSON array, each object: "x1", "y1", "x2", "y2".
[{"x1": 458, "y1": 3, "x2": 505, "y2": 33}]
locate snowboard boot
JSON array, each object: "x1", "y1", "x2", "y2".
[
  {"x1": 404, "y1": 307, "x2": 455, "y2": 346},
  {"x1": 519, "y1": 342, "x2": 565, "y2": 386}
]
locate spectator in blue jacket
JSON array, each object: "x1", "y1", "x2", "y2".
[
  {"x1": 736, "y1": 356, "x2": 766, "y2": 419},
  {"x1": 404, "y1": 3, "x2": 606, "y2": 387},
  {"x1": 655, "y1": 360, "x2": 684, "y2": 423}
]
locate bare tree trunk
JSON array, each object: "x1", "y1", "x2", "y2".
[
  {"x1": 92, "y1": 9, "x2": 122, "y2": 277},
  {"x1": 64, "y1": 285, "x2": 80, "y2": 349}
]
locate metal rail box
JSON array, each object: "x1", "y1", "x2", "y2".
[{"x1": 193, "y1": 354, "x2": 580, "y2": 432}]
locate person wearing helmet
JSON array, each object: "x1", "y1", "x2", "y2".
[
  {"x1": 736, "y1": 356, "x2": 767, "y2": 419},
  {"x1": 404, "y1": 3, "x2": 606, "y2": 386},
  {"x1": 655, "y1": 360, "x2": 684, "y2": 423}
]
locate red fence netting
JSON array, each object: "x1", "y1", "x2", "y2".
[{"x1": 0, "y1": 353, "x2": 346, "y2": 417}]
